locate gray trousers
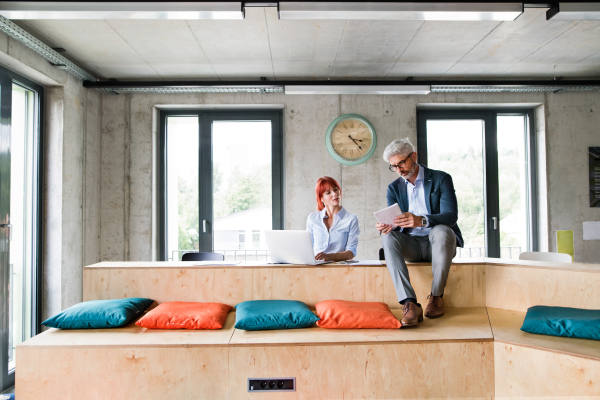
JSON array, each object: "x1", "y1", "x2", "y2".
[{"x1": 382, "y1": 225, "x2": 457, "y2": 303}]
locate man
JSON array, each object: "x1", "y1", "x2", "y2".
[{"x1": 377, "y1": 138, "x2": 463, "y2": 327}]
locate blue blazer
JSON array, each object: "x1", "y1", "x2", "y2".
[{"x1": 386, "y1": 165, "x2": 464, "y2": 248}]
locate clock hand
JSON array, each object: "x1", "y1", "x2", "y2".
[{"x1": 348, "y1": 135, "x2": 363, "y2": 150}]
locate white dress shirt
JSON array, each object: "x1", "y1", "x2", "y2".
[
  {"x1": 402, "y1": 166, "x2": 431, "y2": 237},
  {"x1": 306, "y1": 207, "x2": 360, "y2": 257}
]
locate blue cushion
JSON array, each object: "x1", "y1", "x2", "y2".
[
  {"x1": 42, "y1": 298, "x2": 154, "y2": 329},
  {"x1": 235, "y1": 300, "x2": 320, "y2": 331},
  {"x1": 521, "y1": 305, "x2": 600, "y2": 341}
]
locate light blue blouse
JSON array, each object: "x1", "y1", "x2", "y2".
[{"x1": 306, "y1": 207, "x2": 361, "y2": 257}]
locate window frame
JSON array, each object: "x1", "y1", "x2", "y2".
[
  {"x1": 416, "y1": 108, "x2": 538, "y2": 258},
  {"x1": 0, "y1": 65, "x2": 44, "y2": 391},
  {"x1": 158, "y1": 109, "x2": 284, "y2": 260}
]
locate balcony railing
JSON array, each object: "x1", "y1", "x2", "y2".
[
  {"x1": 172, "y1": 246, "x2": 523, "y2": 262},
  {"x1": 171, "y1": 249, "x2": 270, "y2": 262}
]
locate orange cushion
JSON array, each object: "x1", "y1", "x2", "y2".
[
  {"x1": 315, "y1": 300, "x2": 401, "y2": 329},
  {"x1": 135, "y1": 302, "x2": 231, "y2": 330}
]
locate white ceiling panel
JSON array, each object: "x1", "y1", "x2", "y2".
[
  {"x1": 105, "y1": 20, "x2": 217, "y2": 79},
  {"x1": 332, "y1": 20, "x2": 424, "y2": 77},
  {"x1": 504, "y1": 20, "x2": 600, "y2": 78},
  {"x1": 264, "y1": 7, "x2": 345, "y2": 79},
  {"x1": 444, "y1": 9, "x2": 581, "y2": 78},
  {"x1": 388, "y1": 20, "x2": 501, "y2": 78},
  {"x1": 185, "y1": 7, "x2": 274, "y2": 79},
  {"x1": 18, "y1": 19, "x2": 160, "y2": 79}
]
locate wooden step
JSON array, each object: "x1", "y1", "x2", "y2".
[
  {"x1": 17, "y1": 308, "x2": 494, "y2": 400},
  {"x1": 488, "y1": 307, "x2": 600, "y2": 399}
]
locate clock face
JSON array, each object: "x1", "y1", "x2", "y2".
[{"x1": 330, "y1": 118, "x2": 375, "y2": 160}]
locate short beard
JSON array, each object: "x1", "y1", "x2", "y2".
[{"x1": 402, "y1": 162, "x2": 418, "y2": 179}]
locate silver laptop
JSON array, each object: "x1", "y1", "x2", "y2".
[{"x1": 265, "y1": 230, "x2": 331, "y2": 265}]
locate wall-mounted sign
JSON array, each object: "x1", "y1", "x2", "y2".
[{"x1": 590, "y1": 147, "x2": 600, "y2": 207}]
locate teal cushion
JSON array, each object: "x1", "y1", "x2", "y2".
[
  {"x1": 234, "y1": 300, "x2": 320, "y2": 331},
  {"x1": 521, "y1": 306, "x2": 600, "y2": 341},
  {"x1": 42, "y1": 298, "x2": 154, "y2": 329}
]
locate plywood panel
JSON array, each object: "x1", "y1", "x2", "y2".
[
  {"x1": 488, "y1": 307, "x2": 600, "y2": 361},
  {"x1": 83, "y1": 268, "x2": 110, "y2": 301},
  {"x1": 252, "y1": 268, "x2": 273, "y2": 300},
  {"x1": 108, "y1": 268, "x2": 197, "y2": 303},
  {"x1": 229, "y1": 342, "x2": 494, "y2": 399},
  {"x1": 494, "y1": 342, "x2": 600, "y2": 398},
  {"x1": 383, "y1": 264, "x2": 485, "y2": 309},
  {"x1": 230, "y1": 307, "x2": 492, "y2": 346},
  {"x1": 213, "y1": 268, "x2": 252, "y2": 306},
  {"x1": 364, "y1": 266, "x2": 385, "y2": 302},
  {"x1": 271, "y1": 267, "x2": 364, "y2": 307},
  {"x1": 195, "y1": 268, "x2": 215, "y2": 302},
  {"x1": 486, "y1": 265, "x2": 600, "y2": 312},
  {"x1": 16, "y1": 346, "x2": 229, "y2": 400}
]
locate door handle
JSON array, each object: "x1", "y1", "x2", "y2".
[
  {"x1": 0, "y1": 224, "x2": 11, "y2": 241},
  {"x1": 492, "y1": 217, "x2": 498, "y2": 230},
  {"x1": 203, "y1": 220, "x2": 208, "y2": 233}
]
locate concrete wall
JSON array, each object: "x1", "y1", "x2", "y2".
[
  {"x1": 100, "y1": 91, "x2": 600, "y2": 264},
  {"x1": 0, "y1": 31, "x2": 102, "y2": 319}
]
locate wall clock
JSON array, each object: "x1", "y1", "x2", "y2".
[{"x1": 325, "y1": 114, "x2": 377, "y2": 166}]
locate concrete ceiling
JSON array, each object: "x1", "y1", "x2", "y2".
[{"x1": 15, "y1": 7, "x2": 600, "y2": 81}]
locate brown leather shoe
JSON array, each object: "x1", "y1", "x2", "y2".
[
  {"x1": 425, "y1": 294, "x2": 444, "y2": 319},
  {"x1": 401, "y1": 302, "x2": 423, "y2": 327}
]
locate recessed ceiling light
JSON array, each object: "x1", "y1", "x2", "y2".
[
  {"x1": 0, "y1": 1, "x2": 244, "y2": 20},
  {"x1": 279, "y1": 2, "x2": 523, "y2": 21},
  {"x1": 547, "y1": 3, "x2": 600, "y2": 20},
  {"x1": 284, "y1": 85, "x2": 431, "y2": 95}
]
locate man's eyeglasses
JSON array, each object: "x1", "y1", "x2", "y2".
[{"x1": 388, "y1": 152, "x2": 414, "y2": 172}]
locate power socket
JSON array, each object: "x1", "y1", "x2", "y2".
[{"x1": 248, "y1": 377, "x2": 295, "y2": 392}]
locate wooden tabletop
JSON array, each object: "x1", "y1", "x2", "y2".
[{"x1": 487, "y1": 307, "x2": 600, "y2": 361}]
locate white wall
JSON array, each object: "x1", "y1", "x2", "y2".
[{"x1": 100, "y1": 91, "x2": 600, "y2": 264}]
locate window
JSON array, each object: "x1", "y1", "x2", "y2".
[
  {"x1": 159, "y1": 110, "x2": 283, "y2": 262},
  {"x1": 417, "y1": 109, "x2": 537, "y2": 259},
  {"x1": 0, "y1": 66, "x2": 43, "y2": 391}
]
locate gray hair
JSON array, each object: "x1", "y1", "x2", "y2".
[{"x1": 383, "y1": 138, "x2": 416, "y2": 162}]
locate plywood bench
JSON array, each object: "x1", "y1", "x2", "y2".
[
  {"x1": 17, "y1": 258, "x2": 600, "y2": 399},
  {"x1": 17, "y1": 308, "x2": 494, "y2": 400},
  {"x1": 488, "y1": 307, "x2": 600, "y2": 399}
]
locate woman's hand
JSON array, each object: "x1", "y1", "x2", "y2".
[
  {"x1": 315, "y1": 252, "x2": 332, "y2": 261},
  {"x1": 376, "y1": 222, "x2": 394, "y2": 234}
]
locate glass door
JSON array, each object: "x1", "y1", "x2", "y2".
[
  {"x1": 160, "y1": 110, "x2": 283, "y2": 261},
  {"x1": 417, "y1": 109, "x2": 536, "y2": 259},
  {"x1": 424, "y1": 119, "x2": 487, "y2": 258},
  {"x1": 211, "y1": 121, "x2": 273, "y2": 261},
  {"x1": 0, "y1": 68, "x2": 43, "y2": 391}
]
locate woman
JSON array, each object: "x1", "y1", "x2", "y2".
[{"x1": 306, "y1": 176, "x2": 360, "y2": 262}]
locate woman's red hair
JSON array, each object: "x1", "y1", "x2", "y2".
[{"x1": 315, "y1": 176, "x2": 341, "y2": 211}]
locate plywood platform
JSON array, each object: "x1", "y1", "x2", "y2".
[
  {"x1": 20, "y1": 312, "x2": 237, "y2": 348},
  {"x1": 230, "y1": 307, "x2": 492, "y2": 346},
  {"x1": 488, "y1": 307, "x2": 600, "y2": 361},
  {"x1": 19, "y1": 258, "x2": 600, "y2": 399}
]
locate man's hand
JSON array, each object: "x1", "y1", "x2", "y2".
[
  {"x1": 393, "y1": 212, "x2": 422, "y2": 228},
  {"x1": 315, "y1": 252, "x2": 331, "y2": 261},
  {"x1": 376, "y1": 222, "x2": 394, "y2": 235}
]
